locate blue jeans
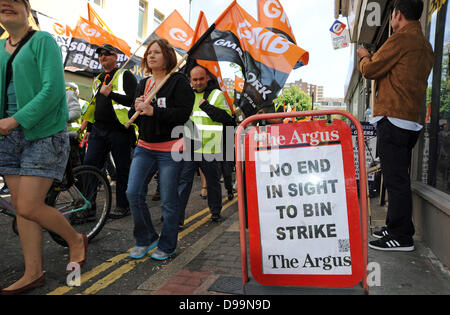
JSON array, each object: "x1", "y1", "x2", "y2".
[
  {"x1": 178, "y1": 156, "x2": 222, "y2": 224},
  {"x1": 126, "y1": 146, "x2": 182, "y2": 252}
]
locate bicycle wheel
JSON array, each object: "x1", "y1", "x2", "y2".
[{"x1": 47, "y1": 165, "x2": 112, "y2": 247}]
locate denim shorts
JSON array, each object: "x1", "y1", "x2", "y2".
[{"x1": 0, "y1": 129, "x2": 69, "y2": 181}]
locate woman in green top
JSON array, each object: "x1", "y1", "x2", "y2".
[{"x1": 0, "y1": 0, "x2": 87, "y2": 295}]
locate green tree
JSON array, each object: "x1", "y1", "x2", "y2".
[{"x1": 274, "y1": 86, "x2": 312, "y2": 112}]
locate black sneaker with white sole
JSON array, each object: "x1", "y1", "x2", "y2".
[
  {"x1": 369, "y1": 235, "x2": 414, "y2": 252},
  {"x1": 372, "y1": 227, "x2": 389, "y2": 239}
]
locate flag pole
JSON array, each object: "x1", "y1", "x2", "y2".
[
  {"x1": 108, "y1": 39, "x2": 147, "y2": 84},
  {"x1": 124, "y1": 24, "x2": 216, "y2": 128}
]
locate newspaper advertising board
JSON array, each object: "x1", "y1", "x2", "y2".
[{"x1": 244, "y1": 120, "x2": 363, "y2": 287}]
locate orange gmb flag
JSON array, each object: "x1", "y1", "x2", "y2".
[
  {"x1": 145, "y1": 10, "x2": 193, "y2": 55},
  {"x1": 188, "y1": 0, "x2": 309, "y2": 117},
  {"x1": 72, "y1": 17, "x2": 130, "y2": 56},
  {"x1": 192, "y1": 11, "x2": 233, "y2": 111},
  {"x1": 257, "y1": 0, "x2": 296, "y2": 45},
  {"x1": 234, "y1": 75, "x2": 245, "y2": 93},
  {"x1": 213, "y1": 1, "x2": 308, "y2": 73},
  {"x1": 64, "y1": 17, "x2": 133, "y2": 74},
  {"x1": 233, "y1": 74, "x2": 245, "y2": 106},
  {"x1": 88, "y1": 3, "x2": 114, "y2": 35}
]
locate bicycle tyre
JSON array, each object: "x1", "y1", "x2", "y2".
[{"x1": 47, "y1": 165, "x2": 112, "y2": 247}]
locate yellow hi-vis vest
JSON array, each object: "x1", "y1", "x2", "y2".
[
  {"x1": 81, "y1": 69, "x2": 129, "y2": 126},
  {"x1": 189, "y1": 89, "x2": 231, "y2": 154}
]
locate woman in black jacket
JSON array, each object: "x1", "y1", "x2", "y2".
[{"x1": 126, "y1": 39, "x2": 194, "y2": 261}]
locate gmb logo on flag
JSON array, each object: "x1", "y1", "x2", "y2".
[{"x1": 330, "y1": 20, "x2": 346, "y2": 36}]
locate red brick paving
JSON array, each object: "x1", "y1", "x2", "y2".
[{"x1": 153, "y1": 269, "x2": 211, "y2": 295}]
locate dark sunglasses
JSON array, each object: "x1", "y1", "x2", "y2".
[{"x1": 98, "y1": 51, "x2": 116, "y2": 57}]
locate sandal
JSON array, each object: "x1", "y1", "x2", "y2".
[{"x1": 200, "y1": 186, "x2": 207, "y2": 199}]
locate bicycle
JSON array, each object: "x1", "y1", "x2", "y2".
[{"x1": 0, "y1": 160, "x2": 112, "y2": 247}]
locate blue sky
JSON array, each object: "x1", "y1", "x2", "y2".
[{"x1": 189, "y1": 0, "x2": 351, "y2": 98}]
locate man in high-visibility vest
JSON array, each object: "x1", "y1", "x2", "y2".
[
  {"x1": 82, "y1": 44, "x2": 137, "y2": 219},
  {"x1": 178, "y1": 66, "x2": 234, "y2": 224}
]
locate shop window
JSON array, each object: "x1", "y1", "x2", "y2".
[
  {"x1": 435, "y1": 3, "x2": 449, "y2": 193},
  {"x1": 425, "y1": 1, "x2": 450, "y2": 194},
  {"x1": 421, "y1": 9, "x2": 438, "y2": 185}
]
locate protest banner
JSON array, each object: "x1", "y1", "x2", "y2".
[
  {"x1": 36, "y1": 13, "x2": 73, "y2": 64},
  {"x1": 64, "y1": 17, "x2": 136, "y2": 75}
]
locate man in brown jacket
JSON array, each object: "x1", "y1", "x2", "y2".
[{"x1": 357, "y1": 0, "x2": 434, "y2": 251}]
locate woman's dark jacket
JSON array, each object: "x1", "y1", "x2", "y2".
[{"x1": 129, "y1": 72, "x2": 194, "y2": 143}]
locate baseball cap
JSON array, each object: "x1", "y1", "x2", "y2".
[{"x1": 95, "y1": 44, "x2": 120, "y2": 55}]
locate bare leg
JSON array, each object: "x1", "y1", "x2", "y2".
[
  {"x1": 2, "y1": 175, "x2": 44, "y2": 290},
  {"x1": 3, "y1": 175, "x2": 85, "y2": 290},
  {"x1": 200, "y1": 169, "x2": 207, "y2": 197}
]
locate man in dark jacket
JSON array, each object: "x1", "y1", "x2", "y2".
[{"x1": 83, "y1": 44, "x2": 137, "y2": 218}]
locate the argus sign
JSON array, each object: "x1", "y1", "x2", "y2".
[{"x1": 244, "y1": 120, "x2": 363, "y2": 287}]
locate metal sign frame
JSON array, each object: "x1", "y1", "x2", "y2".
[{"x1": 235, "y1": 110, "x2": 369, "y2": 294}]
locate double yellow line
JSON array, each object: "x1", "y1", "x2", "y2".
[{"x1": 48, "y1": 196, "x2": 237, "y2": 295}]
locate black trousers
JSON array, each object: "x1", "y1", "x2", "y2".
[
  {"x1": 377, "y1": 118, "x2": 420, "y2": 242},
  {"x1": 84, "y1": 125, "x2": 133, "y2": 209},
  {"x1": 219, "y1": 160, "x2": 234, "y2": 193}
]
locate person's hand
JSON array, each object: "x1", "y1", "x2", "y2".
[
  {"x1": 0, "y1": 117, "x2": 19, "y2": 136},
  {"x1": 79, "y1": 120, "x2": 88, "y2": 132},
  {"x1": 100, "y1": 83, "x2": 113, "y2": 97},
  {"x1": 357, "y1": 46, "x2": 371, "y2": 59},
  {"x1": 199, "y1": 99, "x2": 207, "y2": 106},
  {"x1": 136, "y1": 99, "x2": 154, "y2": 116},
  {"x1": 134, "y1": 96, "x2": 145, "y2": 110},
  {"x1": 83, "y1": 132, "x2": 90, "y2": 142}
]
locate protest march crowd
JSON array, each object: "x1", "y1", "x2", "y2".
[{"x1": 0, "y1": 0, "x2": 433, "y2": 295}]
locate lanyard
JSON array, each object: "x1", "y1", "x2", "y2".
[{"x1": 144, "y1": 78, "x2": 156, "y2": 101}]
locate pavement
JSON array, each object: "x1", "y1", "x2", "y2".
[
  {"x1": 130, "y1": 194, "x2": 450, "y2": 296},
  {"x1": 2, "y1": 179, "x2": 449, "y2": 297}
]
